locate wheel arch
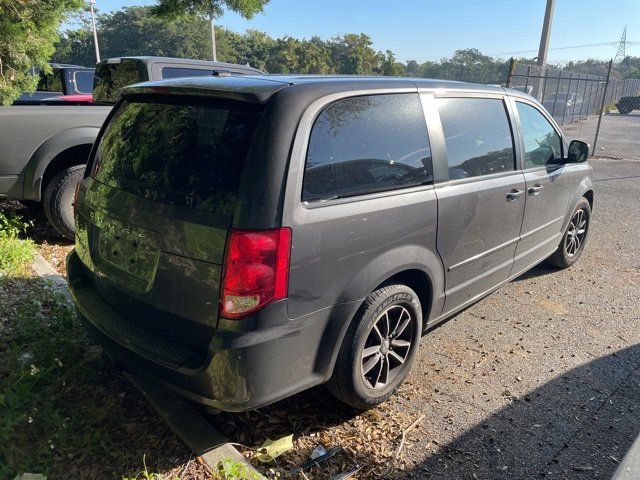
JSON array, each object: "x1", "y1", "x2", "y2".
[
  {"x1": 22, "y1": 127, "x2": 99, "y2": 201},
  {"x1": 315, "y1": 251, "x2": 445, "y2": 380}
]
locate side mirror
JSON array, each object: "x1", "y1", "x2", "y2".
[{"x1": 567, "y1": 140, "x2": 589, "y2": 163}]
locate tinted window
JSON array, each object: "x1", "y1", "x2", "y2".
[
  {"x1": 73, "y1": 71, "x2": 95, "y2": 94},
  {"x1": 37, "y1": 71, "x2": 63, "y2": 93},
  {"x1": 162, "y1": 67, "x2": 215, "y2": 79},
  {"x1": 93, "y1": 62, "x2": 146, "y2": 103},
  {"x1": 437, "y1": 97, "x2": 515, "y2": 179},
  {"x1": 93, "y1": 96, "x2": 261, "y2": 215},
  {"x1": 516, "y1": 102, "x2": 562, "y2": 168},
  {"x1": 303, "y1": 94, "x2": 432, "y2": 202}
]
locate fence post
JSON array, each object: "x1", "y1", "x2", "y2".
[
  {"x1": 593, "y1": 59, "x2": 613, "y2": 153},
  {"x1": 506, "y1": 58, "x2": 516, "y2": 87}
]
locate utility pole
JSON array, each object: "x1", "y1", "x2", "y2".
[
  {"x1": 532, "y1": 0, "x2": 555, "y2": 100},
  {"x1": 210, "y1": 15, "x2": 217, "y2": 62},
  {"x1": 89, "y1": 0, "x2": 100, "y2": 63},
  {"x1": 537, "y1": 0, "x2": 555, "y2": 67}
]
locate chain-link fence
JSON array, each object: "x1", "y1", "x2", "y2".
[{"x1": 506, "y1": 60, "x2": 640, "y2": 160}]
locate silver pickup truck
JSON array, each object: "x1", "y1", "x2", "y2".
[{"x1": 0, "y1": 57, "x2": 261, "y2": 238}]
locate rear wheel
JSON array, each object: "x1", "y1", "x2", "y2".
[
  {"x1": 43, "y1": 165, "x2": 85, "y2": 240},
  {"x1": 327, "y1": 284, "x2": 422, "y2": 410},
  {"x1": 547, "y1": 198, "x2": 591, "y2": 269}
]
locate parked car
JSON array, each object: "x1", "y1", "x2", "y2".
[
  {"x1": 0, "y1": 57, "x2": 263, "y2": 239},
  {"x1": 542, "y1": 92, "x2": 583, "y2": 118},
  {"x1": 14, "y1": 64, "x2": 95, "y2": 104},
  {"x1": 67, "y1": 75, "x2": 593, "y2": 412},
  {"x1": 616, "y1": 95, "x2": 640, "y2": 114}
]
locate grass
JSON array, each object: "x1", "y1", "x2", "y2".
[
  {"x1": 0, "y1": 209, "x2": 209, "y2": 479},
  {"x1": 0, "y1": 210, "x2": 36, "y2": 276}
]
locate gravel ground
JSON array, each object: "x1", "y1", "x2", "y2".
[
  {"x1": 393, "y1": 157, "x2": 640, "y2": 479},
  {"x1": 2, "y1": 157, "x2": 637, "y2": 479},
  {"x1": 211, "y1": 157, "x2": 640, "y2": 479}
]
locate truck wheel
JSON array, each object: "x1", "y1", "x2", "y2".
[
  {"x1": 326, "y1": 284, "x2": 422, "y2": 410},
  {"x1": 43, "y1": 165, "x2": 85, "y2": 240}
]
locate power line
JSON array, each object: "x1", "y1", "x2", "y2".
[{"x1": 491, "y1": 41, "x2": 631, "y2": 57}]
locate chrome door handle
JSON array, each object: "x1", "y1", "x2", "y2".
[
  {"x1": 506, "y1": 189, "x2": 524, "y2": 201},
  {"x1": 528, "y1": 184, "x2": 544, "y2": 195}
]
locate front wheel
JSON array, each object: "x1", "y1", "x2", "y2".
[
  {"x1": 547, "y1": 198, "x2": 591, "y2": 268},
  {"x1": 43, "y1": 165, "x2": 85, "y2": 240},
  {"x1": 326, "y1": 284, "x2": 422, "y2": 410}
]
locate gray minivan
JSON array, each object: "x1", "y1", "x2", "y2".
[{"x1": 67, "y1": 75, "x2": 593, "y2": 411}]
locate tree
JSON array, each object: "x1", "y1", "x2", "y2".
[
  {"x1": 151, "y1": 0, "x2": 269, "y2": 20},
  {"x1": 54, "y1": 7, "x2": 212, "y2": 66},
  {"x1": 0, "y1": 0, "x2": 84, "y2": 105}
]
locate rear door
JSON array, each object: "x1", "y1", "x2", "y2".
[
  {"x1": 75, "y1": 94, "x2": 262, "y2": 358},
  {"x1": 510, "y1": 99, "x2": 572, "y2": 275},
  {"x1": 432, "y1": 94, "x2": 526, "y2": 315}
]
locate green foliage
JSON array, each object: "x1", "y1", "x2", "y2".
[
  {"x1": 216, "y1": 457, "x2": 261, "y2": 480},
  {"x1": 0, "y1": 0, "x2": 84, "y2": 105},
  {"x1": 53, "y1": 6, "x2": 640, "y2": 83},
  {"x1": 0, "y1": 211, "x2": 35, "y2": 276},
  {"x1": 151, "y1": 0, "x2": 270, "y2": 20}
]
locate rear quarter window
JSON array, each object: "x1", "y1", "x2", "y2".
[
  {"x1": 92, "y1": 95, "x2": 262, "y2": 215},
  {"x1": 303, "y1": 93, "x2": 433, "y2": 202},
  {"x1": 161, "y1": 67, "x2": 215, "y2": 79}
]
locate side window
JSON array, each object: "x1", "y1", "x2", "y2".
[
  {"x1": 436, "y1": 97, "x2": 515, "y2": 179},
  {"x1": 516, "y1": 102, "x2": 563, "y2": 168},
  {"x1": 303, "y1": 94, "x2": 432, "y2": 202}
]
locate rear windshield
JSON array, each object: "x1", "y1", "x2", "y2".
[
  {"x1": 93, "y1": 62, "x2": 147, "y2": 103},
  {"x1": 92, "y1": 95, "x2": 261, "y2": 215}
]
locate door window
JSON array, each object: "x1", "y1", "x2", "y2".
[
  {"x1": 436, "y1": 97, "x2": 515, "y2": 179},
  {"x1": 516, "y1": 102, "x2": 562, "y2": 168},
  {"x1": 303, "y1": 94, "x2": 432, "y2": 202}
]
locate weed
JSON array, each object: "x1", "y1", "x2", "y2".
[
  {"x1": 217, "y1": 457, "x2": 262, "y2": 480},
  {"x1": 0, "y1": 210, "x2": 36, "y2": 276}
]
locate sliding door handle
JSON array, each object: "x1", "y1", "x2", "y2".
[{"x1": 528, "y1": 184, "x2": 544, "y2": 195}]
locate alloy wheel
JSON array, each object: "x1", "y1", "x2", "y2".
[
  {"x1": 360, "y1": 304, "x2": 415, "y2": 390},
  {"x1": 565, "y1": 208, "x2": 587, "y2": 257}
]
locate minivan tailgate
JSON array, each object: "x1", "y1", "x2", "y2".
[{"x1": 74, "y1": 94, "x2": 262, "y2": 360}]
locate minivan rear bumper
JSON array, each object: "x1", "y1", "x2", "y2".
[{"x1": 67, "y1": 250, "x2": 360, "y2": 411}]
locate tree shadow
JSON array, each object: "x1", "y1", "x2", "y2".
[{"x1": 406, "y1": 344, "x2": 640, "y2": 479}]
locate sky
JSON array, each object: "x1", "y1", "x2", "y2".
[{"x1": 85, "y1": 0, "x2": 640, "y2": 62}]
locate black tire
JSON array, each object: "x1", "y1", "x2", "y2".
[
  {"x1": 618, "y1": 107, "x2": 631, "y2": 115},
  {"x1": 547, "y1": 197, "x2": 591, "y2": 269},
  {"x1": 326, "y1": 284, "x2": 422, "y2": 410},
  {"x1": 43, "y1": 165, "x2": 85, "y2": 240}
]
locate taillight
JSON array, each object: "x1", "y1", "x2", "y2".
[
  {"x1": 220, "y1": 227, "x2": 292, "y2": 319},
  {"x1": 72, "y1": 181, "x2": 81, "y2": 218}
]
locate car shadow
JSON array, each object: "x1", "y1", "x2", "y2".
[
  {"x1": 512, "y1": 262, "x2": 560, "y2": 282},
  {"x1": 405, "y1": 344, "x2": 640, "y2": 479}
]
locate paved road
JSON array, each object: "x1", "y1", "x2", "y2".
[
  {"x1": 562, "y1": 113, "x2": 640, "y2": 160},
  {"x1": 397, "y1": 157, "x2": 640, "y2": 479}
]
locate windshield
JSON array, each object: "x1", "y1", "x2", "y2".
[{"x1": 92, "y1": 95, "x2": 262, "y2": 215}]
